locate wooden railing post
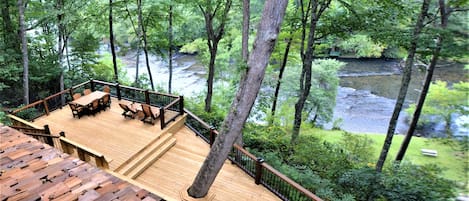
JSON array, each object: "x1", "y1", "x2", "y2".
[
  {"x1": 116, "y1": 82, "x2": 122, "y2": 100},
  {"x1": 43, "y1": 100, "x2": 50, "y2": 115},
  {"x1": 90, "y1": 79, "x2": 95, "y2": 91},
  {"x1": 43, "y1": 125, "x2": 53, "y2": 146},
  {"x1": 96, "y1": 156, "x2": 109, "y2": 169},
  {"x1": 255, "y1": 157, "x2": 264, "y2": 185},
  {"x1": 145, "y1": 90, "x2": 150, "y2": 104},
  {"x1": 179, "y1": 96, "x2": 184, "y2": 115},
  {"x1": 69, "y1": 87, "x2": 74, "y2": 98},
  {"x1": 209, "y1": 127, "x2": 216, "y2": 147},
  {"x1": 160, "y1": 108, "x2": 165, "y2": 130}
]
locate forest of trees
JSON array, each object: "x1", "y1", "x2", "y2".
[{"x1": 1, "y1": 0, "x2": 468, "y2": 200}]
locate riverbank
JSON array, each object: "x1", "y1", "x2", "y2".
[{"x1": 310, "y1": 127, "x2": 468, "y2": 189}]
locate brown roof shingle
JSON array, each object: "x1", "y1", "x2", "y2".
[{"x1": 0, "y1": 126, "x2": 164, "y2": 201}]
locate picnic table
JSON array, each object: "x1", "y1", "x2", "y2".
[{"x1": 71, "y1": 91, "x2": 109, "y2": 107}]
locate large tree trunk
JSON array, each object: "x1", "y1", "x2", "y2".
[
  {"x1": 375, "y1": 0, "x2": 431, "y2": 172},
  {"x1": 2, "y1": 0, "x2": 19, "y2": 56},
  {"x1": 396, "y1": 0, "x2": 449, "y2": 161},
  {"x1": 241, "y1": 0, "x2": 249, "y2": 61},
  {"x1": 204, "y1": 44, "x2": 217, "y2": 112},
  {"x1": 18, "y1": 0, "x2": 28, "y2": 105},
  {"x1": 168, "y1": 3, "x2": 173, "y2": 93},
  {"x1": 271, "y1": 36, "x2": 293, "y2": 123},
  {"x1": 291, "y1": 0, "x2": 331, "y2": 145},
  {"x1": 187, "y1": 0, "x2": 288, "y2": 197},
  {"x1": 109, "y1": 0, "x2": 118, "y2": 82},
  {"x1": 138, "y1": 0, "x2": 154, "y2": 90},
  {"x1": 200, "y1": 0, "x2": 232, "y2": 112},
  {"x1": 57, "y1": 0, "x2": 65, "y2": 105}
]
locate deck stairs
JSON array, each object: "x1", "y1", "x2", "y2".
[
  {"x1": 114, "y1": 115, "x2": 187, "y2": 179},
  {"x1": 114, "y1": 132, "x2": 176, "y2": 179}
]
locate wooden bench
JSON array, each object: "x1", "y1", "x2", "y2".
[{"x1": 421, "y1": 149, "x2": 438, "y2": 157}]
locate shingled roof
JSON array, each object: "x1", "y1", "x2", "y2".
[{"x1": 0, "y1": 126, "x2": 165, "y2": 201}]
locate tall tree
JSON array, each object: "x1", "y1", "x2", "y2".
[
  {"x1": 18, "y1": 0, "x2": 28, "y2": 105},
  {"x1": 57, "y1": 0, "x2": 65, "y2": 104},
  {"x1": 199, "y1": 0, "x2": 232, "y2": 112},
  {"x1": 291, "y1": 0, "x2": 331, "y2": 144},
  {"x1": 241, "y1": 0, "x2": 249, "y2": 61},
  {"x1": 271, "y1": 34, "x2": 293, "y2": 122},
  {"x1": 376, "y1": 0, "x2": 431, "y2": 172},
  {"x1": 168, "y1": 3, "x2": 173, "y2": 93},
  {"x1": 109, "y1": 0, "x2": 118, "y2": 82},
  {"x1": 138, "y1": 0, "x2": 154, "y2": 90},
  {"x1": 124, "y1": 3, "x2": 141, "y2": 85},
  {"x1": 395, "y1": 0, "x2": 457, "y2": 161},
  {"x1": 187, "y1": 0, "x2": 288, "y2": 197}
]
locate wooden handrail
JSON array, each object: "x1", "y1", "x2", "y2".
[
  {"x1": 233, "y1": 144, "x2": 257, "y2": 160},
  {"x1": 7, "y1": 114, "x2": 43, "y2": 129},
  {"x1": 59, "y1": 137, "x2": 109, "y2": 169},
  {"x1": 184, "y1": 109, "x2": 212, "y2": 129},
  {"x1": 11, "y1": 99, "x2": 44, "y2": 114},
  {"x1": 148, "y1": 90, "x2": 179, "y2": 98},
  {"x1": 60, "y1": 137, "x2": 104, "y2": 158},
  {"x1": 92, "y1": 80, "x2": 118, "y2": 87},
  {"x1": 120, "y1": 85, "x2": 147, "y2": 92},
  {"x1": 262, "y1": 162, "x2": 323, "y2": 201},
  {"x1": 164, "y1": 98, "x2": 180, "y2": 110},
  {"x1": 71, "y1": 80, "x2": 90, "y2": 90}
]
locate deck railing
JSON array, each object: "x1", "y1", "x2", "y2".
[
  {"x1": 91, "y1": 80, "x2": 184, "y2": 129},
  {"x1": 183, "y1": 109, "x2": 322, "y2": 201},
  {"x1": 7, "y1": 114, "x2": 62, "y2": 149},
  {"x1": 8, "y1": 114, "x2": 109, "y2": 169},
  {"x1": 10, "y1": 79, "x2": 184, "y2": 129},
  {"x1": 60, "y1": 136, "x2": 110, "y2": 169}
]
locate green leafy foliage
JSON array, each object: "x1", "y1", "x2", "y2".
[
  {"x1": 243, "y1": 123, "x2": 458, "y2": 200},
  {"x1": 406, "y1": 80, "x2": 469, "y2": 137},
  {"x1": 279, "y1": 59, "x2": 344, "y2": 127},
  {"x1": 339, "y1": 34, "x2": 385, "y2": 58},
  {"x1": 339, "y1": 132, "x2": 375, "y2": 164}
]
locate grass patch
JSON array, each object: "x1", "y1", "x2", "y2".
[{"x1": 308, "y1": 128, "x2": 467, "y2": 185}]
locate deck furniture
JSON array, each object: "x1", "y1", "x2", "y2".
[
  {"x1": 100, "y1": 94, "x2": 111, "y2": 110},
  {"x1": 71, "y1": 91, "x2": 109, "y2": 107},
  {"x1": 83, "y1": 88, "x2": 92, "y2": 95},
  {"x1": 103, "y1": 85, "x2": 111, "y2": 93},
  {"x1": 87, "y1": 99, "x2": 101, "y2": 115},
  {"x1": 68, "y1": 102, "x2": 84, "y2": 118},
  {"x1": 71, "y1": 91, "x2": 109, "y2": 116},
  {"x1": 119, "y1": 103, "x2": 137, "y2": 119},
  {"x1": 73, "y1": 93, "x2": 82, "y2": 100},
  {"x1": 141, "y1": 103, "x2": 159, "y2": 125}
]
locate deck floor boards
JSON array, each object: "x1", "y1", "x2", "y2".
[{"x1": 32, "y1": 98, "x2": 280, "y2": 201}]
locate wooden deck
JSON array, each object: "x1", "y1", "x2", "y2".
[{"x1": 32, "y1": 98, "x2": 280, "y2": 201}]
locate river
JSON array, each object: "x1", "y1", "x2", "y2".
[{"x1": 122, "y1": 53, "x2": 468, "y2": 137}]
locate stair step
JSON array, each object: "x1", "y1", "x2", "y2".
[
  {"x1": 116, "y1": 133, "x2": 173, "y2": 175},
  {"x1": 170, "y1": 146, "x2": 207, "y2": 161},
  {"x1": 128, "y1": 137, "x2": 177, "y2": 179}
]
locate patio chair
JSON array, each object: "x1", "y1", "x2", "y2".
[
  {"x1": 141, "y1": 104, "x2": 159, "y2": 125},
  {"x1": 73, "y1": 93, "x2": 82, "y2": 100},
  {"x1": 100, "y1": 94, "x2": 111, "y2": 110},
  {"x1": 103, "y1": 85, "x2": 111, "y2": 93},
  {"x1": 119, "y1": 103, "x2": 137, "y2": 119},
  {"x1": 87, "y1": 99, "x2": 101, "y2": 115},
  {"x1": 83, "y1": 89, "x2": 92, "y2": 95},
  {"x1": 68, "y1": 103, "x2": 84, "y2": 119}
]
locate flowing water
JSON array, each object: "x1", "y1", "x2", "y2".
[{"x1": 122, "y1": 53, "x2": 468, "y2": 136}]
